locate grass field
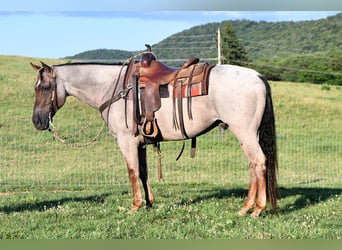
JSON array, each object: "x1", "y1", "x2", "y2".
[{"x1": 0, "y1": 55, "x2": 341, "y2": 239}]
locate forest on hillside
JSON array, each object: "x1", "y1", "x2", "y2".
[{"x1": 66, "y1": 13, "x2": 342, "y2": 85}]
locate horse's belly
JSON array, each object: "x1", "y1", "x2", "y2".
[{"x1": 154, "y1": 96, "x2": 217, "y2": 141}]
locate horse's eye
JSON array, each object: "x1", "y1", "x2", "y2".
[{"x1": 41, "y1": 85, "x2": 51, "y2": 93}]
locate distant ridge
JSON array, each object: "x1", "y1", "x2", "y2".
[
  {"x1": 65, "y1": 13, "x2": 342, "y2": 84},
  {"x1": 66, "y1": 49, "x2": 137, "y2": 62},
  {"x1": 66, "y1": 12, "x2": 342, "y2": 62}
]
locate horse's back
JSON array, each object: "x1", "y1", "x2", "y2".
[{"x1": 210, "y1": 64, "x2": 263, "y2": 87}]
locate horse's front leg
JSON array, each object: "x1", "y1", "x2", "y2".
[
  {"x1": 138, "y1": 143, "x2": 154, "y2": 209},
  {"x1": 126, "y1": 161, "x2": 144, "y2": 214},
  {"x1": 117, "y1": 136, "x2": 144, "y2": 213}
]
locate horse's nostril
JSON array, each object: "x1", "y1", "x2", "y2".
[
  {"x1": 32, "y1": 116, "x2": 38, "y2": 125},
  {"x1": 32, "y1": 116, "x2": 41, "y2": 128},
  {"x1": 32, "y1": 115, "x2": 48, "y2": 130}
]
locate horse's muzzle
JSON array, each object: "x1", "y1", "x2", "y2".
[{"x1": 32, "y1": 113, "x2": 50, "y2": 130}]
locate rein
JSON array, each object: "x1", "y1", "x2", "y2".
[{"x1": 49, "y1": 117, "x2": 106, "y2": 148}]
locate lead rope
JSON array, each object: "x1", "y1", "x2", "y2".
[{"x1": 49, "y1": 114, "x2": 106, "y2": 148}]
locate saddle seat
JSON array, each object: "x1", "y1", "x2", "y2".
[{"x1": 139, "y1": 57, "x2": 200, "y2": 86}]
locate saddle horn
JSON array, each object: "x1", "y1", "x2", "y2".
[{"x1": 145, "y1": 44, "x2": 152, "y2": 52}]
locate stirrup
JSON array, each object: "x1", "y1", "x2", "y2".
[{"x1": 141, "y1": 118, "x2": 159, "y2": 138}]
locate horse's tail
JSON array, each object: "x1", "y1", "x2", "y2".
[{"x1": 258, "y1": 75, "x2": 279, "y2": 211}]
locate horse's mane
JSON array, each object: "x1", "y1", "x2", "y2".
[{"x1": 54, "y1": 61, "x2": 126, "y2": 67}]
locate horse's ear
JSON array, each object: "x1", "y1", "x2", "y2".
[
  {"x1": 30, "y1": 62, "x2": 41, "y2": 72},
  {"x1": 40, "y1": 61, "x2": 55, "y2": 77},
  {"x1": 40, "y1": 61, "x2": 51, "y2": 70}
]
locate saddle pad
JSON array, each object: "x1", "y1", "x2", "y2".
[{"x1": 173, "y1": 63, "x2": 214, "y2": 98}]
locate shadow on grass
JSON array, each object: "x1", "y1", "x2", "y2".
[
  {"x1": 175, "y1": 186, "x2": 342, "y2": 214},
  {"x1": 1, "y1": 185, "x2": 341, "y2": 215},
  {"x1": 0, "y1": 192, "x2": 113, "y2": 214},
  {"x1": 276, "y1": 187, "x2": 342, "y2": 213}
]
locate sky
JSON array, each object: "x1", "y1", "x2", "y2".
[{"x1": 0, "y1": 1, "x2": 341, "y2": 58}]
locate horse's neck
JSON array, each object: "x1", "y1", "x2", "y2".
[{"x1": 55, "y1": 64, "x2": 125, "y2": 109}]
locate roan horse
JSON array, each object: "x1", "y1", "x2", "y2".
[{"x1": 30, "y1": 55, "x2": 278, "y2": 217}]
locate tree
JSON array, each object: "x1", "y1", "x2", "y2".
[{"x1": 220, "y1": 22, "x2": 249, "y2": 66}]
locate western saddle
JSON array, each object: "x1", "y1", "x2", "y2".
[{"x1": 134, "y1": 44, "x2": 213, "y2": 140}]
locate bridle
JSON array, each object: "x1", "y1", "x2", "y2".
[
  {"x1": 35, "y1": 68, "x2": 58, "y2": 132},
  {"x1": 48, "y1": 75, "x2": 59, "y2": 130}
]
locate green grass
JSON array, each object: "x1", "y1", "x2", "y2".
[
  {"x1": 0, "y1": 55, "x2": 341, "y2": 239},
  {"x1": 0, "y1": 184, "x2": 341, "y2": 239}
]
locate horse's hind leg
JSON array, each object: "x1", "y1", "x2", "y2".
[
  {"x1": 250, "y1": 150, "x2": 267, "y2": 218},
  {"x1": 138, "y1": 143, "x2": 154, "y2": 209},
  {"x1": 238, "y1": 160, "x2": 258, "y2": 216},
  {"x1": 237, "y1": 136, "x2": 267, "y2": 217}
]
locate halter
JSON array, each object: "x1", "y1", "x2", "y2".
[{"x1": 40, "y1": 68, "x2": 59, "y2": 130}]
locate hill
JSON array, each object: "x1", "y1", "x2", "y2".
[
  {"x1": 66, "y1": 49, "x2": 136, "y2": 62},
  {"x1": 66, "y1": 13, "x2": 342, "y2": 84},
  {"x1": 67, "y1": 13, "x2": 342, "y2": 61},
  {"x1": 232, "y1": 13, "x2": 342, "y2": 60},
  {"x1": 152, "y1": 12, "x2": 342, "y2": 61}
]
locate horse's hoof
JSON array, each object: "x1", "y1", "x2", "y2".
[
  {"x1": 237, "y1": 205, "x2": 253, "y2": 217},
  {"x1": 237, "y1": 208, "x2": 248, "y2": 217},
  {"x1": 127, "y1": 209, "x2": 137, "y2": 215},
  {"x1": 127, "y1": 204, "x2": 143, "y2": 215},
  {"x1": 250, "y1": 212, "x2": 259, "y2": 218},
  {"x1": 251, "y1": 207, "x2": 264, "y2": 218},
  {"x1": 146, "y1": 204, "x2": 153, "y2": 211}
]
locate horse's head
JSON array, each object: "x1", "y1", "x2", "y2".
[{"x1": 31, "y1": 62, "x2": 65, "y2": 130}]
